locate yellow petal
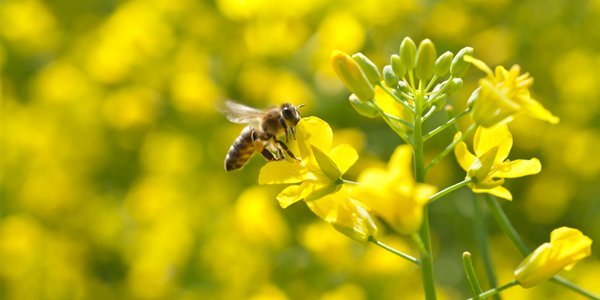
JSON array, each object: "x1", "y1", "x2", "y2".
[
  {"x1": 454, "y1": 132, "x2": 476, "y2": 172},
  {"x1": 258, "y1": 161, "x2": 309, "y2": 184},
  {"x1": 473, "y1": 124, "x2": 513, "y2": 161},
  {"x1": 495, "y1": 158, "x2": 541, "y2": 178},
  {"x1": 374, "y1": 85, "x2": 401, "y2": 117},
  {"x1": 520, "y1": 96, "x2": 560, "y2": 124},
  {"x1": 387, "y1": 145, "x2": 413, "y2": 180},
  {"x1": 328, "y1": 144, "x2": 358, "y2": 174},
  {"x1": 472, "y1": 185, "x2": 513, "y2": 200},
  {"x1": 464, "y1": 55, "x2": 493, "y2": 76},
  {"x1": 296, "y1": 117, "x2": 332, "y2": 157},
  {"x1": 276, "y1": 181, "x2": 315, "y2": 208}
]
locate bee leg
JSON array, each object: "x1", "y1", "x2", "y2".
[
  {"x1": 274, "y1": 139, "x2": 300, "y2": 162},
  {"x1": 260, "y1": 147, "x2": 278, "y2": 161},
  {"x1": 291, "y1": 127, "x2": 296, "y2": 140},
  {"x1": 279, "y1": 117, "x2": 289, "y2": 143}
]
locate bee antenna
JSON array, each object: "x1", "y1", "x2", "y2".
[{"x1": 297, "y1": 104, "x2": 306, "y2": 109}]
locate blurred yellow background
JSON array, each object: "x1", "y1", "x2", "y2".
[{"x1": 1, "y1": 0, "x2": 599, "y2": 299}]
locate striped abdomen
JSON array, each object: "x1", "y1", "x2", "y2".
[{"x1": 225, "y1": 126, "x2": 256, "y2": 171}]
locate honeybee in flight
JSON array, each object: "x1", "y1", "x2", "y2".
[{"x1": 222, "y1": 100, "x2": 304, "y2": 171}]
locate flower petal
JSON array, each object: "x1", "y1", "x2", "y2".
[
  {"x1": 328, "y1": 144, "x2": 358, "y2": 174},
  {"x1": 454, "y1": 132, "x2": 477, "y2": 172},
  {"x1": 520, "y1": 96, "x2": 560, "y2": 124},
  {"x1": 474, "y1": 124, "x2": 513, "y2": 161},
  {"x1": 387, "y1": 145, "x2": 413, "y2": 180},
  {"x1": 472, "y1": 185, "x2": 513, "y2": 200},
  {"x1": 495, "y1": 158, "x2": 541, "y2": 178},
  {"x1": 276, "y1": 181, "x2": 315, "y2": 208},
  {"x1": 258, "y1": 161, "x2": 309, "y2": 184},
  {"x1": 296, "y1": 117, "x2": 332, "y2": 157}
]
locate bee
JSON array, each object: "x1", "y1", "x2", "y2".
[{"x1": 221, "y1": 100, "x2": 304, "y2": 172}]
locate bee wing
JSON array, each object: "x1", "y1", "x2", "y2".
[{"x1": 220, "y1": 100, "x2": 265, "y2": 124}]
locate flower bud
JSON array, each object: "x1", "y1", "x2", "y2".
[
  {"x1": 514, "y1": 227, "x2": 592, "y2": 288},
  {"x1": 399, "y1": 37, "x2": 417, "y2": 70},
  {"x1": 397, "y1": 80, "x2": 410, "y2": 94},
  {"x1": 445, "y1": 78, "x2": 463, "y2": 95},
  {"x1": 382, "y1": 65, "x2": 399, "y2": 87},
  {"x1": 432, "y1": 94, "x2": 447, "y2": 110},
  {"x1": 467, "y1": 87, "x2": 480, "y2": 108},
  {"x1": 434, "y1": 51, "x2": 453, "y2": 77},
  {"x1": 450, "y1": 47, "x2": 474, "y2": 77},
  {"x1": 415, "y1": 39, "x2": 437, "y2": 81},
  {"x1": 331, "y1": 50, "x2": 375, "y2": 101},
  {"x1": 349, "y1": 94, "x2": 379, "y2": 118},
  {"x1": 352, "y1": 52, "x2": 381, "y2": 84},
  {"x1": 390, "y1": 54, "x2": 406, "y2": 77}
]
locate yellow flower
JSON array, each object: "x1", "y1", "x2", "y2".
[
  {"x1": 351, "y1": 145, "x2": 437, "y2": 235},
  {"x1": 454, "y1": 124, "x2": 541, "y2": 200},
  {"x1": 466, "y1": 56, "x2": 559, "y2": 127},
  {"x1": 514, "y1": 227, "x2": 592, "y2": 288},
  {"x1": 258, "y1": 117, "x2": 378, "y2": 241}
]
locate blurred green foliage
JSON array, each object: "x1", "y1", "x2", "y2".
[{"x1": 1, "y1": 0, "x2": 599, "y2": 299}]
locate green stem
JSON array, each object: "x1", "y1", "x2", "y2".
[
  {"x1": 369, "y1": 237, "x2": 421, "y2": 266},
  {"x1": 370, "y1": 99, "x2": 412, "y2": 145},
  {"x1": 424, "y1": 123, "x2": 476, "y2": 172},
  {"x1": 485, "y1": 195, "x2": 600, "y2": 299},
  {"x1": 473, "y1": 194, "x2": 500, "y2": 300},
  {"x1": 423, "y1": 108, "x2": 471, "y2": 141},
  {"x1": 463, "y1": 252, "x2": 483, "y2": 298},
  {"x1": 484, "y1": 195, "x2": 528, "y2": 256},
  {"x1": 422, "y1": 106, "x2": 437, "y2": 121},
  {"x1": 414, "y1": 87, "x2": 437, "y2": 300},
  {"x1": 383, "y1": 112, "x2": 414, "y2": 129},
  {"x1": 469, "y1": 280, "x2": 518, "y2": 300},
  {"x1": 427, "y1": 178, "x2": 471, "y2": 204},
  {"x1": 377, "y1": 83, "x2": 416, "y2": 114}
]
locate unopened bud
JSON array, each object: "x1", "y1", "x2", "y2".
[
  {"x1": 331, "y1": 50, "x2": 375, "y2": 101},
  {"x1": 450, "y1": 47, "x2": 474, "y2": 77},
  {"x1": 349, "y1": 94, "x2": 379, "y2": 118},
  {"x1": 445, "y1": 78, "x2": 463, "y2": 95},
  {"x1": 390, "y1": 54, "x2": 406, "y2": 77},
  {"x1": 434, "y1": 51, "x2": 453, "y2": 77},
  {"x1": 383, "y1": 65, "x2": 399, "y2": 87},
  {"x1": 415, "y1": 39, "x2": 437, "y2": 81},
  {"x1": 399, "y1": 37, "x2": 417, "y2": 70},
  {"x1": 352, "y1": 53, "x2": 381, "y2": 84}
]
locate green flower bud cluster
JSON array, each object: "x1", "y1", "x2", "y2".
[
  {"x1": 382, "y1": 37, "x2": 473, "y2": 112},
  {"x1": 331, "y1": 38, "x2": 474, "y2": 119}
]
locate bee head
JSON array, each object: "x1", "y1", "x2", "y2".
[{"x1": 281, "y1": 103, "x2": 303, "y2": 127}]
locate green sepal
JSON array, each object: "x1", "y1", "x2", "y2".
[{"x1": 311, "y1": 145, "x2": 342, "y2": 180}]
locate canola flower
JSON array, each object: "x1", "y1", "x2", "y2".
[
  {"x1": 454, "y1": 124, "x2": 541, "y2": 200},
  {"x1": 258, "y1": 116, "x2": 378, "y2": 241},
  {"x1": 466, "y1": 56, "x2": 559, "y2": 127},
  {"x1": 351, "y1": 145, "x2": 437, "y2": 235},
  {"x1": 514, "y1": 227, "x2": 592, "y2": 288}
]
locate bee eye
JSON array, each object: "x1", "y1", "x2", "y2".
[{"x1": 282, "y1": 107, "x2": 293, "y2": 119}]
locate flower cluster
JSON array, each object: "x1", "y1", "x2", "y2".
[{"x1": 252, "y1": 37, "x2": 594, "y2": 299}]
